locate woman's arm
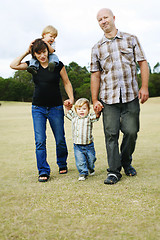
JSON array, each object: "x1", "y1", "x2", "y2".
[
  {"x1": 10, "y1": 43, "x2": 32, "y2": 70},
  {"x1": 10, "y1": 51, "x2": 29, "y2": 70},
  {"x1": 60, "y1": 66, "x2": 74, "y2": 104}
]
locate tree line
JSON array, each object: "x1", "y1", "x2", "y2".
[{"x1": 0, "y1": 61, "x2": 160, "y2": 102}]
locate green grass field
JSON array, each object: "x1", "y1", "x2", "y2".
[{"x1": 0, "y1": 98, "x2": 160, "y2": 240}]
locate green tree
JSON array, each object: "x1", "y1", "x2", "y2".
[
  {"x1": 0, "y1": 71, "x2": 34, "y2": 102},
  {"x1": 149, "y1": 73, "x2": 160, "y2": 97},
  {"x1": 1, "y1": 61, "x2": 160, "y2": 102},
  {"x1": 13, "y1": 70, "x2": 34, "y2": 101},
  {"x1": 60, "y1": 61, "x2": 91, "y2": 101},
  {"x1": 153, "y1": 62, "x2": 160, "y2": 73},
  {"x1": 14, "y1": 70, "x2": 32, "y2": 83}
]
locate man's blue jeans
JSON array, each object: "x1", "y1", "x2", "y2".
[
  {"x1": 102, "y1": 98, "x2": 140, "y2": 178},
  {"x1": 32, "y1": 105, "x2": 68, "y2": 176},
  {"x1": 74, "y1": 142, "x2": 96, "y2": 176}
]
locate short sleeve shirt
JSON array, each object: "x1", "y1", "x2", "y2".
[
  {"x1": 90, "y1": 30, "x2": 147, "y2": 104},
  {"x1": 26, "y1": 61, "x2": 64, "y2": 107}
]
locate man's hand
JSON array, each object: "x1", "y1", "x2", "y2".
[{"x1": 138, "y1": 87, "x2": 149, "y2": 104}]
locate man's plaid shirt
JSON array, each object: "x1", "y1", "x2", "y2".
[{"x1": 90, "y1": 30, "x2": 147, "y2": 104}]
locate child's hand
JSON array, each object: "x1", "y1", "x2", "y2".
[
  {"x1": 42, "y1": 39, "x2": 55, "y2": 53},
  {"x1": 42, "y1": 39, "x2": 48, "y2": 44},
  {"x1": 64, "y1": 105, "x2": 72, "y2": 111},
  {"x1": 96, "y1": 111, "x2": 101, "y2": 118}
]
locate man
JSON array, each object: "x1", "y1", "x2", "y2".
[{"x1": 90, "y1": 8, "x2": 149, "y2": 184}]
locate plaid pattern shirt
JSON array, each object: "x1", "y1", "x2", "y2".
[
  {"x1": 66, "y1": 109, "x2": 99, "y2": 145},
  {"x1": 90, "y1": 30, "x2": 147, "y2": 104}
]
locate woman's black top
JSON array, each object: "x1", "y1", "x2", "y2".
[{"x1": 27, "y1": 61, "x2": 64, "y2": 107}]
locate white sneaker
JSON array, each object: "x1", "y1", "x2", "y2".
[{"x1": 78, "y1": 175, "x2": 86, "y2": 181}]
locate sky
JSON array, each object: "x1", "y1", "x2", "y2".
[{"x1": 0, "y1": 0, "x2": 160, "y2": 78}]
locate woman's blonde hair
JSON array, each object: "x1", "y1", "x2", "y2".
[
  {"x1": 74, "y1": 98, "x2": 90, "y2": 112},
  {"x1": 42, "y1": 25, "x2": 58, "y2": 38}
]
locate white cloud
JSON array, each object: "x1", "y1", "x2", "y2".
[
  {"x1": 0, "y1": 59, "x2": 16, "y2": 78},
  {"x1": 0, "y1": 0, "x2": 160, "y2": 78}
]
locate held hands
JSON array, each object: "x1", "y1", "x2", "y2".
[
  {"x1": 93, "y1": 100, "x2": 104, "y2": 115},
  {"x1": 64, "y1": 99, "x2": 73, "y2": 111},
  {"x1": 42, "y1": 39, "x2": 48, "y2": 45}
]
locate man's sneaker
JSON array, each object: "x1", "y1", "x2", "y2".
[
  {"x1": 78, "y1": 175, "x2": 87, "y2": 181},
  {"x1": 27, "y1": 66, "x2": 37, "y2": 75},
  {"x1": 48, "y1": 62, "x2": 56, "y2": 72},
  {"x1": 89, "y1": 169, "x2": 95, "y2": 176}
]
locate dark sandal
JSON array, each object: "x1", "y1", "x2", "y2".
[
  {"x1": 38, "y1": 174, "x2": 50, "y2": 182},
  {"x1": 104, "y1": 174, "x2": 119, "y2": 184},
  {"x1": 124, "y1": 165, "x2": 137, "y2": 176},
  {"x1": 59, "y1": 167, "x2": 68, "y2": 174}
]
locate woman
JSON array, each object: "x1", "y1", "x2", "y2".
[{"x1": 10, "y1": 39, "x2": 74, "y2": 182}]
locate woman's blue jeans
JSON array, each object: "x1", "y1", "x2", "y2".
[
  {"x1": 102, "y1": 98, "x2": 140, "y2": 178},
  {"x1": 32, "y1": 105, "x2": 68, "y2": 176}
]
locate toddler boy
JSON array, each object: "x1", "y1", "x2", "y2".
[
  {"x1": 64, "y1": 98, "x2": 100, "y2": 181},
  {"x1": 27, "y1": 25, "x2": 59, "y2": 75}
]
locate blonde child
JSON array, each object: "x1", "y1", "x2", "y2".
[
  {"x1": 64, "y1": 98, "x2": 100, "y2": 181},
  {"x1": 27, "y1": 25, "x2": 59, "y2": 75}
]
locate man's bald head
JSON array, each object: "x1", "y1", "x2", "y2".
[{"x1": 97, "y1": 8, "x2": 114, "y2": 20}]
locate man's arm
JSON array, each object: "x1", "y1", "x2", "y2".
[
  {"x1": 138, "y1": 60, "x2": 149, "y2": 104},
  {"x1": 91, "y1": 71, "x2": 103, "y2": 112}
]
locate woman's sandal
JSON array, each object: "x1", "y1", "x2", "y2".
[
  {"x1": 38, "y1": 174, "x2": 50, "y2": 182},
  {"x1": 59, "y1": 167, "x2": 68, "y2": 174}
]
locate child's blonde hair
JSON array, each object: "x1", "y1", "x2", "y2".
[
  {"x1": 74, "y1": 98, "x2": 90, "y2": 113},
  {"x1": 42, "y1": 25, "x2": 58, "y2": 38}
]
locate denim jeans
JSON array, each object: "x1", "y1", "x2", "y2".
[
  {"x1": 29, "y1": 53, "x2": 59, "y2": 68},
  {"x1": 74, "y1": 142, "x2": 96, "y2": 176},
  {"x1": 32, "y1": 105, "x2": 68, "y2": 176},
  {"x1": 49, "y1": 53, "x2": 59, "y2": 64},
  {"x1": 102, "y1": 97, "x2": 140, "y2": 178}
]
